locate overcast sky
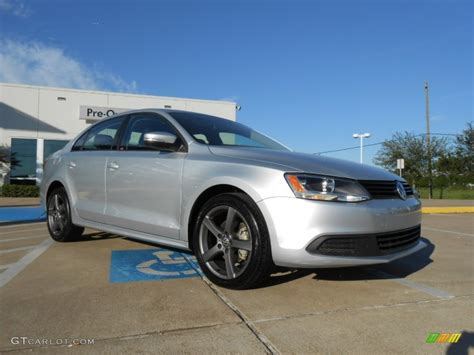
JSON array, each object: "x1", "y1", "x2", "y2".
[{"x1": 0, "y1": 0, "x2": 472, "y2": 164}]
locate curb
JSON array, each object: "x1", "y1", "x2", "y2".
[{"x1": 422, "y1": 207, "x2": 474, "y2": 214}]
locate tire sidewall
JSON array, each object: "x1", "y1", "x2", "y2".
[
  {"x1": 193, "y1": 193, "x2": 271, "y2": 289},
  {"x1": 47, "y1": 187, "x2": 74, "y2": 242}
]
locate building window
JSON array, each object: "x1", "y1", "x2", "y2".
[
  {"x1": 44, "y1": 140, "x2": 69, "y2": 160},
  {"x1": 10, "y1": 138, "x2": 37, "y2": 184}
]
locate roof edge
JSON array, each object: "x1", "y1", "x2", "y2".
[{"x1": 0, "y1": 82, "x2": 237, "y2": 105}]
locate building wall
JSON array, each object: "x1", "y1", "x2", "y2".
[{"x1": 0, "y1": 83, "x2": 237, "y2": 185}]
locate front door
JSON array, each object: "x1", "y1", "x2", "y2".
[{"x1": 105, "y1": 113, "x2": 186, "y2": 239}]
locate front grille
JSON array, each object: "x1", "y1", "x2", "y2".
[
  {"x1": 315, "y1": 236, "x2": 372, "y2": 256},
  {"x1": 358, "y1": 180, "x2": 414, "y2": 199},
  {"x1": 377, "y1": 225, "x2": 421, "y2": 251},
  {"x1": 306, "y1": 225, "x2": 421, "y2": 257},
  {"x1": 402, "y1": 182, "x2": 413, "y2": 195}
]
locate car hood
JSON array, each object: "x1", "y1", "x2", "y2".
[{"x1": 208, "y1": 146, "x2": 401, "y2": 181}]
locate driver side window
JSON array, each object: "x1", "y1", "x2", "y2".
[{"x1": 120, "y1": 114, "x2": 182, "y2": 151}]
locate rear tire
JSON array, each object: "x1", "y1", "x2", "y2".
[
  {"x1": 193, "y1": 192, "x2": 273, "y2": 289},
  {"x1": 46, "y1": 187, "x2": 84, "y2": 242}
]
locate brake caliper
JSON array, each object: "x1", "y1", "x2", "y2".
[{"x1": 237, "y1": 222, "x2": 249, "y2": 262}]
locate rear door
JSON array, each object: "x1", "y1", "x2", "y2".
[
  {"x1": 105, "y1": 113, "x2": 186, "y2": 239},
  {"x1": 66, "y1": 117, "x2": 125, "y2": 223}
]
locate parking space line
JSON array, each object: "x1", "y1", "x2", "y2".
[
  {"x1": 0, "y1": 227, "x2": 46, "y2": 236},
  {"x1": 0, "y1": 235, "x2": 48, "y2": 243},
  {"x1": 252, "y1": 295, "x2": 470, "y2": 325},
  {"x1": 0, "y1": 246, "x2": 37, "y2": 255},
  {"x1": 422, "y1": 227, "x2": 473, "y2": 237},
  {"x1": 0, "y1": 222, "x2": 43, "y2": 228},
  {"x1": 0, "y1": 238, "x2": 53, "y2": 288},
  {"x1": 366, "y1": 268, "x2": 454, "y2": 299},
  {"x1": 0, "y1": 222, "x2": 44, "y2": 229}
]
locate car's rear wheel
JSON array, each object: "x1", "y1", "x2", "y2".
[
  {"x1": 47, "y1": 187, "x2": 84, "y2": 242},
  {"x1": 193, "y1": 192, "x2": 273, "y2": 289}
]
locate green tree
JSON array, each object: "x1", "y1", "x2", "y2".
[
  {"x1": 373, "y1": 132, "x2": 449, "y2": 187},
  {"x1": 0, "y1": 145, "x2": 20, "y2": 169},
  {"x1": 436, "y1": 122, "x2": 474, "y2": 186},
  {"x1": 432, "y1": 123, "x2": 473, "y2": 196},
  {"x1": 454, "y1": 122, "x2": 474, "y2": 180}
]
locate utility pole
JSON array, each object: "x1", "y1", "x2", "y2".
[{"x1": 424, "y1": 81, "x2": 433, "y2": 199}]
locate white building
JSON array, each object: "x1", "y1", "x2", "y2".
[{"x1": 0, "y1": 83, "x2": 237, "y2": 186}]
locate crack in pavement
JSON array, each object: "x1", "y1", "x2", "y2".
[
  {"x1": 252, "y1": 294, "x2": 473, "y2": 324},
  {"x1": 0, "y1": 321, "x2": 244, "y2": 353},
  {"x1": 182, "y1": 253, "x2": 281, "y2": 355},
  {"x1": 3, "y1": 294, "x2": 471, "y2": 353}
]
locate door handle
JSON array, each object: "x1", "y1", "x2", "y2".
[
  {"x1": 108, "y1": 162, "x2": 119, "y2": 170},
  {"x1": 68, "y1": 162, "x2": 76, "y2": 169}
]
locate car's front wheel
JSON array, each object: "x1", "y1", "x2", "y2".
[
  {"x1": 47, "y1": 187, "x2": 84, "y2": 242},
  {"x1": 193, "y1": 192, "x2": 273, "y2": 289}
]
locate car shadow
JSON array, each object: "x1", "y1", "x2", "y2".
[
  {"x1": 257, "y1": 237, "x2": 434, "y2": 289},
  {"x1": 71, "y1": 231, "x2": 123, "y2": 242},
  {"x1": 70, "y1": 230, "x2": 435, "y2": 289}
]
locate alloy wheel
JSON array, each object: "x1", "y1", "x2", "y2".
[
  {"x1": 198, "y1": 205, "x2": 253, "y2": 280},
  {"x1": 47, "y1": 193, "x2": 67, "y2": 236}
]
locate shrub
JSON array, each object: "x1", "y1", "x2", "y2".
[{"x1": 0, "y1": 184, "x2": 40, "y2": 197}]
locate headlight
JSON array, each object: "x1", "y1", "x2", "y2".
[{"x1": 285, "y1": 174, "x2": 370, "y2": 202}]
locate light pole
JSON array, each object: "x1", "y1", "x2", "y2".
[
  {"x1": 353, "y1": 133, "x2": 371, "y2": 164},
  {"x1": 424, "y1": 81, "x2": 433, "y2": 199}
]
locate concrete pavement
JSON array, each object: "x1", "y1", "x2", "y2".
[{"x1": 0, "y1": 214, "x2": 472, "y2": 354}]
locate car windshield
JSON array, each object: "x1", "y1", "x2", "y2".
[{"x1": 169, "y1": 111, "x2": 290, "y2": 151}]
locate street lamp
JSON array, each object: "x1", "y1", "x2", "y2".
[{"x1": 353, "y1": 133, "x2": 371, "y2": 164}]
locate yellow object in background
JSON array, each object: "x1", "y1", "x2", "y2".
[{"x1": 422, "y1": 206, "x2": 474, "y2": 214}]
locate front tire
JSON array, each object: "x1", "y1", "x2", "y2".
[
  {"x1": 47, "y1": 187, "x2": 84, "y2": 242},
  {"x1": 193, "y1": 193, "x2": 273, "y2": 289}
]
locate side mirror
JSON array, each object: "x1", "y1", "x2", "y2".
[{"x1": 143, "y1": 131, "x2": 178, "y2": 151}]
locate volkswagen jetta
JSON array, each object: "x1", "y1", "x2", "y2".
[{"x1": 41, "y1": 109, "x2": 425, "y2": 289}]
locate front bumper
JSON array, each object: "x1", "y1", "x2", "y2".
[{"x1": 257, "y1": 196, "x2": 424, "y2": 268}]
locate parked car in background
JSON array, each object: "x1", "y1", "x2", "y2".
[{"x1": 41, "y1": 109, "x2": 425, "y2": 289}]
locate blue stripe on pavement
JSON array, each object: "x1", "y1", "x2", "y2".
[{"x1": 0, "y1": 206, "x2": 46, "y2": 223}]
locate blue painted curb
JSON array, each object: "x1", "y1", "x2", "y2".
[{"x1": 0, "y1": 206, "x2": 46, "y2": 224}]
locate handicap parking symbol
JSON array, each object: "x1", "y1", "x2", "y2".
[{"x1": 109, "y1": 248, "x2": 202, "y2": 283}]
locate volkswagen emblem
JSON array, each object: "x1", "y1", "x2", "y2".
[{"x1": 396, "y1": 181, "x2": 407, "y2": 200}]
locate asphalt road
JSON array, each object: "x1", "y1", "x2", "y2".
[{"x1": 0, "y1": 214, "x2": 472, "y2": 354}]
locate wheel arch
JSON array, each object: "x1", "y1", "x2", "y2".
[
  {"x1": 46, "y1": 180, "x2": 66, "y2": 203},
  {"x1": 186, "y1": 184, "x2": 257, "y2": 251}
]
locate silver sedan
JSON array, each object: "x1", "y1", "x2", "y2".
[{"x1": 40, "y1": 109, "x2": 425, "y2": 289}]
